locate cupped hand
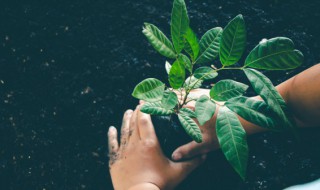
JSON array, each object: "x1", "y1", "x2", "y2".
[
  {"x1": 108, "y1": 106, "x2": 206, "y2": 190},
  {"x1": 172, "y1": 88, "x2": 266, "y2": 161},
  {"x1": 172, "y1": 89, "x2": 221, "y2": 161}
]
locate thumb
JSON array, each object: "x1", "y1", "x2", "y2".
[
  {"x1": 172, "y1": 141, "x2": 208, "y2": 161},
  {"x1": 172, "y1": 154, "x2": 207, "y2": 181}
]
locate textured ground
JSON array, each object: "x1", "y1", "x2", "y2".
[{"x1": 0, "y1": 0, "x2": 319, "y2": 189}]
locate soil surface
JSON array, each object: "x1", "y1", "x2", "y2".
[{"x1": 0, "y1": 0, "x2": 319, "y2": 190}]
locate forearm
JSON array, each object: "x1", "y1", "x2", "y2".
[
  {"x1": 238, "y1": 64, "x2": 320, "y2": 135},
  {"x1": 282, "y1": 64, "x2": 320, "y2": 127}
]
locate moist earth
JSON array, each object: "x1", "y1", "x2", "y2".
[{"x1": 0, "y1": 0, "x2": 319, "y2": 190}]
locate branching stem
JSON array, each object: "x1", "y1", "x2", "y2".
[{"x1": 180, "y1": 66, "x2": 245, "y2": 107}]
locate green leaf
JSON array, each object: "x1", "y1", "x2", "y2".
[
  {"x1": 142, "y1": 23, "x2": 176, "y2": 59},
  {"x1": 210, "y1": 79, "x2": 248, "y2": 101},
  {"x1": 184, "y1": 27, "x2": 200, "y2": 61},
  {"x1": 184, "y1": 76, "x2": 203, "y2": 89},
  {"x1": 180, "y1": 107, "x2": 196, "y2": 118},
  {"x1": 171, "y1": 0, "x2": 189, "y2": 53},
  {"x1": 245, "y1": 37, "x2": 304, "y2": 70},
  {"x1": 194, "y1": 66, "x2": 218, "y2": 80},
  {"x1": 184, "y1": 42, "x2": 193, "y2": 61},
  {"x1": 216, "y1": 106, "x2": 248, "y2": 180},
  {"x1": 132, "y1": 78, "x2": 165, "y2": 102},
  {"x1": 179, "y1": 54, "x2": 192, "y2": 73},
  {"x1": 195, "y1": 95, "x2": 216, "y2": 125},
  {"x1": 165, "y1": 61, "x2": 172, "y2": 74},
  {"x1": 161, "y1": 91, "x2": 178, "y2": 109},
  {"x1": 141, "y1": 102, "x2": 174, "y2": 115},
  {"x1": 243, "y1": 68, "x2": 296, "y2": 132},
  {"x1": 225, "y1": 96, "x2": 277, "y2": 130},
  {"x1": 178, "y1": 113, "x2": 202, "y2": 143},
  {"x1": 195, "y1": 27, "x2": 223, "y2": 64},
  {"x1": 220, "y1": 14, "x2": 246, "y2": 66},
  {"x1": 169, "y1": 59, "x2": 186, "y2": 89}
]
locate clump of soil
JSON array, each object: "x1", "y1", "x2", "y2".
[{"x1": 152, "y1": 115, "x2": 192, "y2": 158}]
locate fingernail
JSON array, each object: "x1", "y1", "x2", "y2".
[
  {"x1": 172, "y1": 152, "x2": 181, "y2": 160},
  {"x1": 108, "y1": 126, "x2": 116, "y2": 133},
  {"x1": 139, "y1": 100, "x2": 145, "y2": 105},
  {"x1": 125, "y1": 109, "x2": 133, "y2": 115}
]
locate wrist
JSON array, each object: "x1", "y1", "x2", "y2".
[
  {"x1": 238, "y1": 96, "x2": 269, "y2": 135},
  {"x1": 128, "y1": 183, "x2": 160, "y2": 190}
]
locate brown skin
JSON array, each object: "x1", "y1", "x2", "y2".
[
  {"x1": 108, "y1": 106, "x2": 206, "y2": 190},
  {"x1": 172, "y1": 64, "x2": 320, "y2": 161}
]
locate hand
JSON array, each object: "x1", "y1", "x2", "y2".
[
  {"x1": 108, "y1": 106, "x2": 206, "y2": 190},
  {"x1": 172, "y1": 89, "x2": 221, "y2": 161},
  {"x1": 172, "y1": 88, "x2": 267, "y2": 161}
]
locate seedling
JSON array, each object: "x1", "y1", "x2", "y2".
[{"x1": 132, "y1": 0, "x2": 303, "y2": 180}]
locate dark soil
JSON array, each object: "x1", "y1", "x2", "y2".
[
  {"x1": 152, "y1": 115, "x2": 193, "y2": 158},
  {"x1": 0, "y1": 0, "x2": 319, "y2": 190}
]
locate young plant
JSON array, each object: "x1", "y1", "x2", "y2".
[{"x1": 132, "y1": 0, "x2": 303, "y2": 180}]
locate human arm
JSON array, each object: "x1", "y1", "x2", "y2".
[
  {"x1": 171, "y1": 64, "x2": 320, "y2": 160},
  {"x1": 108, "y1": 107, "x2": 206, "y2": 190}
]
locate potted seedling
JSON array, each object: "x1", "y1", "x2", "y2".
[{"x1": 132, "y1": 0, "x2": 303, "y2": 180}]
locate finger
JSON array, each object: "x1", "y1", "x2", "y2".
[
  {"x1": 108, "y1": 126, "x2": 119, "y2": 166},
  {"x1": 183, "y1": 103, "x2": 195, "y2": 111},
  {"x1": 172, "y1": 154, "x2": 207, "y2": 181},
  {"x1": 137, "y1": 110, "x2": 157, "y2": 140},
  {"x1": 139, "y1": 100, "x2": 145, "y2": 105},
  {"x1": 108, "y1": 126, "x2": 119, "y2": 153},
  {"x1": 120, "y1": 109, "x2": 133, "y2": 149},
  {"x1": 171, "y1": 141, "x2": 208, "y2": 161},
  {"x1": 129, "y1": 106, "x2": 141, "y2": 140}
]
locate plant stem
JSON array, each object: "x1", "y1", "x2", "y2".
[
  {"x1": 215, "y1": 66, "x2": 244, "y2": 72},
  {"x1": 181, "y1": 88, "x2": 189, "y2": 107},
  {"x1": 180, "y1": 66, "x2": 245, "y2": 107},
  {"x1": 185, "y1": 98, "x2": 197, "y2": 104}
]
